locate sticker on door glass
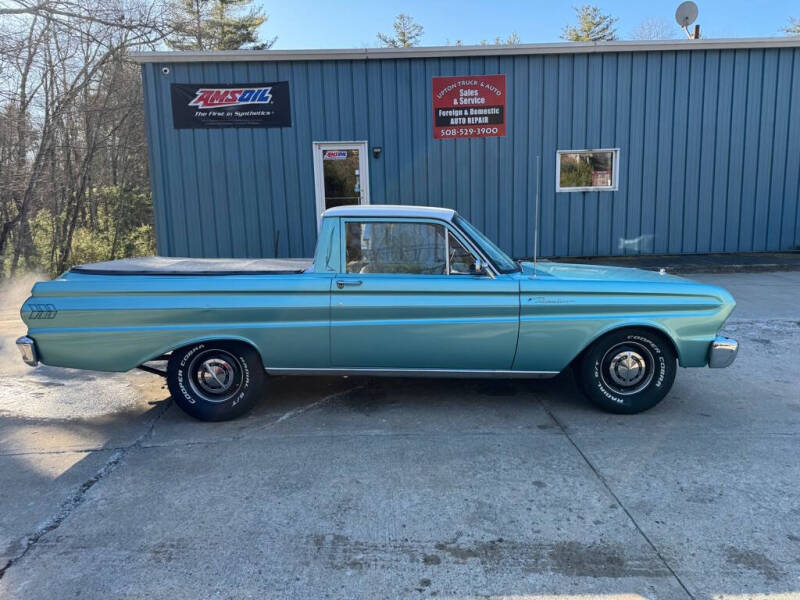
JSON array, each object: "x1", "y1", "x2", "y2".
[{"x1": 324, "y1": 150, "x2": 348, "y2": 160}]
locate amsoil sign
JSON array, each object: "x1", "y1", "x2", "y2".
[
  {"x1": 170, "y1": 82, "x2": 291, "y2": 129},
  {"x1": 432, "y1": 75, "x2": 506, "y2": 139}
]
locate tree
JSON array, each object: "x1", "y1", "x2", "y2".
[
  {"x1": 0, "y1": 0, "x2": 169, "y2": 276},
  {"x1": 630, "y1": 18, "x2": 678, "y2": 40},
  {"x1": 377, "y1": 14, "x2": 423, "y2": 48},
  {"x1": 167, "y1": 0, "x2": 275, "y2": 51},
  {"x1": 560, "y1": 5, "x2": 618, "y2": 42},
  {"x1": 0, "y1": 0, "x2": 171, "y2": 32},
  {"x1": 784, "y1": 17, "x2": 800, "y2": 35},
  {"x1": 479, "y1": 32, "x2": 521, "y2": 46}
]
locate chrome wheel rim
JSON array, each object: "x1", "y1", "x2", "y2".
[
  {"x1": 187, "y1": 350, "x2": 242, "y2": 402},
  {"x1": 600, "y1": 342, "x2": 654, "y2": 396}
]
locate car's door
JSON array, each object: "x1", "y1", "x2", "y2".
[{"x1": 330, "y1": 217, "x2": 519, "y2": 370}]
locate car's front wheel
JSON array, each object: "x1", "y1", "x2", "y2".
[
  {"x1": 578, "y1": 328, "x2": 677, "y2": 414},
  {"x1": 167, "y1": 341, "x2": 264, "y2": 421}
]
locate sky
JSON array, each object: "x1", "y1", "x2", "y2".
[{"x1": 257, "y1": 0, "x2": 798, "y2": 50}]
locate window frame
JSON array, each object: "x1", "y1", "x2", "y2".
[
  {"x1": 339, "y1": 217, "x2": 490, "y2": 277},
  {"x1": 446, "y1": 230, "x2": 478, "y2": 275},
  {"x1": 555, "y1": 148, "x2": 620, "y2": 193}
]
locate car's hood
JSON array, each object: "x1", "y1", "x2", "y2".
[{"x1": 518, "y1": 261, "x2": 689, "y2": 283}]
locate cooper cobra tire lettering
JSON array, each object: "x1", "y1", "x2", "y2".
[
  {"x1": 180, "y1": 344, "x2": 204, "y2": 368},
  {"x1": 177, "y1": 344, "x2": 204, "y2": 404},
  {"x1": 655, "y1": 356, "x2": 665, "y2": 388},
  {"x1": 177, "y1": 370, "x2": 195, "y2": 404}
]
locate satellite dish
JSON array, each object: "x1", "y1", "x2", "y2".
[{"x1": 675, "y1": 1, "x2": 699, "y2": 27}]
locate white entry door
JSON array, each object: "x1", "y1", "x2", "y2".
[{"x1": 312, "y1": 141, "x2": 370, "y2": 224}]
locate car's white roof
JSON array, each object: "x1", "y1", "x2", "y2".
[{"x1": 322, "y1": 204, "x2": 457, "y2": 221}]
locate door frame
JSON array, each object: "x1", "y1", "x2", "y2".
[{"x1": 312, "y1": 141, "x2": 370, "y2": 226}]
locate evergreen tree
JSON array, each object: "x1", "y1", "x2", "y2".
[
  {"x1": 560, "y1": 5, "x2": 618, "y2": 42},
  {"x1": 167, "y1": 0, "x2": 276, "y2": 51},
  {"x1": 377, "y1": 14, "x2": 424, "y2": 48},
  {"x1": 479, "y1": 32, "x2": 521, "y2": 46}
]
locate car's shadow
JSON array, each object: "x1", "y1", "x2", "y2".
[{"x1": 243, "y1": 370, "x2": 591, "y2": 422}]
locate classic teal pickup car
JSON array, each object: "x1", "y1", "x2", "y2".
[{"x1": 18, "y1": 205, "x2": 738, "y2": 421}]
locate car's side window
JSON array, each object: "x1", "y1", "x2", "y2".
[
  {"x1": 448, "y1": 231, "x2": 478, "y2": 275},
  {"x1": 345, "y1": 221, "x2": 447, "y2": 274}
]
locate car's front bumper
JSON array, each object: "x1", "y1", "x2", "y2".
[
  {"x1": 16, "y1": 336, "x2": 39, "y2": 367},
  {"x1": 708, "y1": 335, "x2": 738, "y2": 368}
]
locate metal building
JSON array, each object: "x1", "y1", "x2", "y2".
[{"x1": 133, "y1": 37, "x2": 800, "y2": 259}]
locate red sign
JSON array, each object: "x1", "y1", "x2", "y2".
[
  {"x1": 432, "y1": 75, "x2": 506, "y2": 139},
  {"x1": 592, "y1": 170, "x2": 611, "y2": 186}
]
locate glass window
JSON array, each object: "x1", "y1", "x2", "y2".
[
  {"x1": 556, "y1": 149, "x2": 619, "y2": 192},
  {"x1": 321, "y1": 147, "x2": 362, "y2": 210},
  {"x1": 345, "y1": 221, "x2": 446, "y2": 275},
  {"x1": 448, "y1": 232, "x2": 477, "y2": 275},
  {"x1": 453, "y1": 215, "x2": 518, "y2": 273}
]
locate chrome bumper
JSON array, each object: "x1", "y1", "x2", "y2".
[
  {"x1": 16, "y1": 336, "x2": 39, "y2": 367},
  {"x1": 708, "y1": 335, "x2": 738, "y2": 368}
]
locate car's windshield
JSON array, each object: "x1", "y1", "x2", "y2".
[{"x1": 454, "y1": 215, "x2": 519, "y2": 273}]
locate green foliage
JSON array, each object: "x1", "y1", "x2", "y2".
[
  {"x1": 377, "y1": 14, "x2": 424, "y2": 48},
  {"x1": 559, "y1": 159, "x2": 594, "y2": 188},
  {"x1": 479, "y1": 32, "x2": 521, "y2": 46},
  {"x1": 27, "y1": 186, "x2": 155, "y2": 277},
  {"x1": 561, "y1": 5, "x2": 619, "y2": 42},
  {"x1": 785, "y1": 17, "x2": 800, "y2": 35},
  {"x1": 167, "y1": 0, "x2": 275, "y2": 51}
]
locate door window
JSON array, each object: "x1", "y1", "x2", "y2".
[
  {"x1": 448, "y1": 232, "x2": 478, "y2": 274},
  {"x1": 322, "y1": 148, "x2": 362, "y2": 210},
  {"x1": 345, "y1": 222, "x2": 446, "y2": 274}
]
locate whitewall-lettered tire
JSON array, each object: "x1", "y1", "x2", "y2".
[
  {"x1": 578, "y1": 328, "x2": 677, "y2": 414},
  {"x1": 167, "y1": 341, "x2": 264, "y2": 421}
]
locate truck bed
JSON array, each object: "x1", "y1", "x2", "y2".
[{"x1": 70, "y1": 256, "x2": 313, "y2": 276}]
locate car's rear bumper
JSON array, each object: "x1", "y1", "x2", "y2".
[
  {"x1": 16, "y1": 336, "x2": 39, "y2": 367},
  {"x1": 708, "y1": 335, "x2": 738, "y2": 368}
]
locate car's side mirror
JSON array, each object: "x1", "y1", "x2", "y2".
[{"x1": 473, "y1": 258, "x2": 493, "y2": 278}]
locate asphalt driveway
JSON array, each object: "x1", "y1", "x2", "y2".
[{"x1": 0, "y1": 271, "x2": 798, "y2": 599}]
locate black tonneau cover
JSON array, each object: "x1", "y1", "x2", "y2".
[{"x1": 70, "y1": 256, "x2": 312, "y2": 276}]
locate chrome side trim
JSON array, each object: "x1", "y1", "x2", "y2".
[
  {"x1": 708, "y1": 335, "x2": 738, "y2": 368},
  {"x1": 266, "y1": 367, "x2": 560, "y2": 379},
  {"x1": 16, "y1": 336, "x2": 39, "y2": 367}
]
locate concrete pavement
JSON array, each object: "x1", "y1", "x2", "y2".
[{"x1": 1, "y1": 271, "x2": 799, "y2": 599}]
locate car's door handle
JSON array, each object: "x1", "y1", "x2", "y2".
[{"x1": 336, "y1": 279, "x2": 363, "y2": 289}]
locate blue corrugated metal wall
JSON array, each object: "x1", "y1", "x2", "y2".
[{"x1": 142, "y1": 47, "x2": 800, "y2": 258}]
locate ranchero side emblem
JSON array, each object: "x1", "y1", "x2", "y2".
[{"x1": 26, "y1": 303, "x2": 57, "y2": 319}]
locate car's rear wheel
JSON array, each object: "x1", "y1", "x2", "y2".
[
  {"x1": 167, "y1": 341, "x2": 264, "y2": 421},
  {"x1": 578, "y1": 328, "x2": 677, "y2": 414}
]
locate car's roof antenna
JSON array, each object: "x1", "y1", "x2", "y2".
[{"x1": 533, "y1": 154, "x2": 540, "y2": 278}]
